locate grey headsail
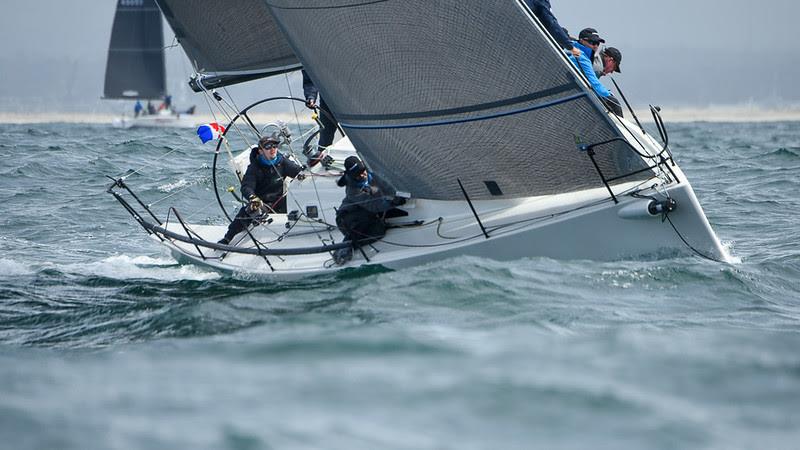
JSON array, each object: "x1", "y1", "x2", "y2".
[
  {"x1": 265, "y1": 0, "x2": 653, "y2": 201},
  {"x1": 104, "y1": 0, "x2": 166, "y2": 100},
  {"x1": 154, "y1": 0, "x2": 301, "y2": 91}
]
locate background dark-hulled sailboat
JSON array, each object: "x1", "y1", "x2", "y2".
[{"x1": 103, "y1": 0, "x2": 195, "y2": 128}]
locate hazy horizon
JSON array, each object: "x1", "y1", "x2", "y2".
[{"x1": 2, "y1": 1, "x2": 798, "y2": 115}]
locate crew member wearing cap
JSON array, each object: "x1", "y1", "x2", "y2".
[
  {"x1": 567, "y1": 29, "x2": 624, "y2": 117},
  {"x1": 332, "y1": 156, "x2": 405, "y2": 265},
  {"x1": 572, "y1": 29, "x2": 622, "y2": 78},
  {"x1": 599, "y1": 47, "x2": 622, "y2": 76},
  {"x1": 217, "y1": 133, "x2": 305, "y2": 245},
  {"x1": 574, "y1": 28, "x2": 606, "y2": 77}
]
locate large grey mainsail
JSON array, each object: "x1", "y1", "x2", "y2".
[
  {"x1": 104, "y1": 0, "x2": 166, "y2": 100},
  {"x1": 154, "y1": 0, "x2": 300, "y2": 90},
  {"x1": 265, "y1": 0, "x2": 652, "y2": 201}
]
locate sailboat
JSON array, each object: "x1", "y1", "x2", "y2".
[
  {"x1": 103, "y1": 0, "x2": 196, "y2": 129},
  {"x1": 107, "y1": 0, "x2": 729, "y2": 278}
]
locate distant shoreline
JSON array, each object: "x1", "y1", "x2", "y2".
[
  {"x1": 2, "y1": 106, "x2": 800, "y2": 124},
  {"x1": 0, "y1": 112, "x2": 315, "y2": 125},
  {"x1": 633, "y1": 106, "x2": 800, "y2": 123}
]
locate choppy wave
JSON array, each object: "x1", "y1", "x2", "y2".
[
  {"x1": 1, "y1": 122, "x2": 799, "y2": 449},
  {"x1": 0, "y1": 258, "x2": 34, "y2": 276},
  {"x1": 58, "y1": 255, "x2": 221, "y2": 282}
]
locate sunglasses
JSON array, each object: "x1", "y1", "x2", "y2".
[{"x1": 260, "y1": 143, "x2": 278, "y2": 149}]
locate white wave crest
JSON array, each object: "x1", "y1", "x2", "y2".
[
  {"x1": 0, "y1": 258, "x2": 34, "y2": 276},
  {"x1": 158, "y1": 178, "x2": 190, "y2": 193},
  {"x1": 62, "y1": 254, "x2": 220, "y2": 281},
  {"x1": 720, "y1": 240, "x2": 742, "y2": 264}
]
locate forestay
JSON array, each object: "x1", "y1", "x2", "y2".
[
  {"x1": 104, "y1": 0, "x2": 166, "y2": 100},
  {"x1": 265, "y1": 0, "x2": 652, "y2": 200},
  {"x1": 154, "y1": 0, "x2": 301, "y2": 90}
]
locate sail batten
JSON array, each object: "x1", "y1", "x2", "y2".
[
  {"x1": 264, "y1": 0, "x2": 653, "y2": 200},
  {"x1": 103, "y1": 0, "x2": 166, "y2": 100}
]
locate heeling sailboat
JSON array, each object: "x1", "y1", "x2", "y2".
[
  {"x1": 107, "y1": 0, "x2": 729, "y2": 278},
  {"x1": 103, "y1": 0, "x2": 196, "y2": 129}
]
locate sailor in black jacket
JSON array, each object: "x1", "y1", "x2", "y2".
[
  {"x1": 218, "y1": 134, "x2": 304, "y2": 245},
  {"x1": 333, "y1": 156, "x2": 404, "y2": 264}
]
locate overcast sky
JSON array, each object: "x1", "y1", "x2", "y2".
[{"x1": 1, "y1": 0, "x2": 798, "y2": 113}]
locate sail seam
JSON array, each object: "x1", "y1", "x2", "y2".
[
  {"x1": 266, "y1": 0, "x2": 391, "y2": 10},
  {"x1": 340, "y1": 92, "x2": 587, "y2": 130},
  {"x1": 337, "y1": 83, "x2": 578, "y2": 122},
  {"x1": 109, "y1": 49, "x2": 164, "y2": 52}
]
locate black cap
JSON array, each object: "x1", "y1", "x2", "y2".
[
  {"x1": 344, "y1": 156, "x2": 365, "y2": 175},
  {"x1": 578, "y1": 28, "x2": 605, "y2": 44},
  {"x1": 258, "y1": 133, "x2": 280, "y2": 147},
  {"x1": 604, "y1": 47, "x2": 622, "y2": 73}
]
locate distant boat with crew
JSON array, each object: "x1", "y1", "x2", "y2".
[{"x1": 102, "y1": 0, "x2": 195, "y2": 129}]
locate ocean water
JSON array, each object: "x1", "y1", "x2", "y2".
[{"x1": 0, "y1": 121, "x2": 798, "y2": 450}]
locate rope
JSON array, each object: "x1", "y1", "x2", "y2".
[
  {"x1": 665, "y1": 215, "x2": 724, "y2": 263},
  {"x1": 164, "y1": 37, "x2": 180, "y2": 51},
  {"x1": 114, "y1": 145, "x2": 185, "y2": 180},
  {"x1": 630, "y1": 192, "x2": 724, "y2": 263}
]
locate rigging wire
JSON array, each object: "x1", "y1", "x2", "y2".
[
  {"x1": 280, "y1": 76, "x2": 338, "y2": 244},
  {"x1": 181, "y1": 197, "x2": 226, "y2": 222},
  {"x1": 284, "y1": 72, "x2": 304, "y2": 139},
  {"x1": 221, "y1": 85, "x2": 248, "y2": 137},
  {"x1": 114, "y1": 146, "x2": 185, "y2": 180},
  {"x1": 197, "y1": 83, "x2": 254, "y2": 151},
  {"x1": 282, "y1": 173, "x2": 338, "y2": 245},
  {"x1": 145, "y1": 167, "x2": 214, "y2": 208}
]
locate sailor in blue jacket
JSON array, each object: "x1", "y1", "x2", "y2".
[{"x1": 568, "y1": 40, "x2": 623, "y2": 116}]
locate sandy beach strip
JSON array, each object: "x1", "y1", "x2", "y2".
[{"x1": 0, "y1": 112, "x2": 315, "y2": 125}]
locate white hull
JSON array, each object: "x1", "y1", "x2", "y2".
[
  {"x1": 140, "y1": 116, "x2": 729, "y2": 279},
  {"x1": 161, "y1": 179, "x2": 725, "y2": 280},
  {"x1": 112, "y1": 112, "x2": 196, "y2": 129}
]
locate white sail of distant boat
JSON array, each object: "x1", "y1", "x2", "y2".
[
  {"x1": 107, "y1": 0, "x2": 729, "y2": 278},
  {"x1": 103, "y1": 0, "x2": 196, "y2": 129}
]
